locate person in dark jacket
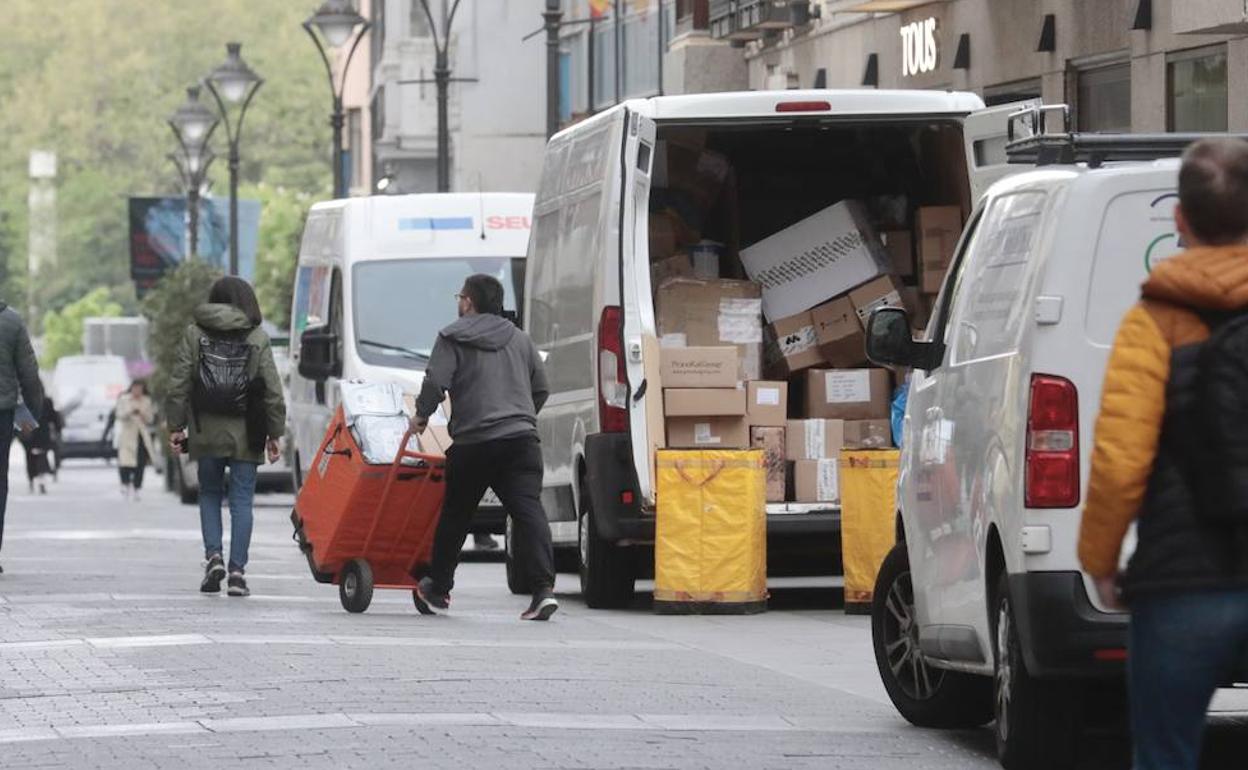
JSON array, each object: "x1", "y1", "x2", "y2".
[
  {"x1": 19, "y1": 397, "x2": 61, "y2": 495},
  {"x1": 1079, "y1": 138, "x2": 1248, "y2": 770},
  {"x1": 0, "y1": 303, "x2": 43, "y2": 574},
  {"x1": 409, "y1": 273, "x2": 556, "y2": 621},
  {"x1": 166, "y1": 278, "x2": 286, "y2": 598}
]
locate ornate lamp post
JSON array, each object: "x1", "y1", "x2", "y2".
[
  {"x1": 304, "y1": 0, "x2": 371, "y2": 199},
  {"x1": 167, "y1": 86, "x2": 219, "y2": 259},
  {"x1": 203, "y1": 42, "x2": 263, "y2": 276}
]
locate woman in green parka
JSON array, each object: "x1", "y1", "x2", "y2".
[{"x1": 166, "y1": 277, "x2": 286, "y2": 597}]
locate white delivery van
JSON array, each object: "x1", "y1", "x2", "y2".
[
  {"x1": 288, "y1": 193, "x2": 534, "y2": 538},
  {"x1": 53, "y1": 354, "x2": 129, "y2": 460},
  {"x1": 864, "y1": 106, "x2": 1246, "y2": 769},
  {"x1": 525, "y1": 89, "x2": 1031, "y2": 608}
]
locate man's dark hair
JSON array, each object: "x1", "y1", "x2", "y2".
[
  {"x1": 1179, "y1": 137, "x2": 1248, "y2": 245},
  {"x1": 207, "y1": 276, "x2": 263, "y2": 327},
  {"x1": 462, "y1": 274, "x2": 505, "y2": 316}
]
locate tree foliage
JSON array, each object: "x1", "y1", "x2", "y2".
[
  {"x1": 245, "y1": 183, "x2": 313, "y2": 331},
  {"x1": 0, "y1": 0, "x2": 334, "y2": 323},
  {"x1": 140, "y1": 259, "x2": 221, "y2": 405},
  {"x1": 40, "y1": 287, "x2": 124, "y2": 368}
]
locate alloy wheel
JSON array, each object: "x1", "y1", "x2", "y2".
[{"x1": 881, "y1": 567, "x2": 944, "y2": 700}]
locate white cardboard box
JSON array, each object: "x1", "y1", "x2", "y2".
[{"x1": 739, "y1": 200, "x2": 887, "y2": 322}]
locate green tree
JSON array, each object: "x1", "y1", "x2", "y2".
[
  {"x1": 246, "y1": 183, "x2": 313, "y2": 331},
  {"x1": 141, "y1": 259, "x2": 221, "y2": 404},
  {"x1": 40, "y1": 287, "x2": 124, "y2": 367}
]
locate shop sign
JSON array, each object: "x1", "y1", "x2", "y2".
[{"x1": 900, "y1": 17, "x2": 939, "y2": 77}]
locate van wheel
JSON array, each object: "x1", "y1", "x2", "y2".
[
  {"x1": 578, "y1": 494, "x2": 635, "y2": 609},
  {"x1": 993, "y1": 572, "x2": 1080, "y2": 769},
  {"x1": 504, "y1": 517, "x2": 528, "y2": 595},
  {"x1": 872, "y1": 544, "x2": 993, "y2": 728}
]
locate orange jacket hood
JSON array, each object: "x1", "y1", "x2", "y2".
[{"x1": 1142, "y1": 246, "x2": 1248, "y2": 312}]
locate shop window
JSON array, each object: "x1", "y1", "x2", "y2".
[
  {"x1": 1168, "y1": 46, "x2": 1228, "y2": 132},
  {"x1": 1077, "y1": 62, "x2": 1131, "y2": 133}
]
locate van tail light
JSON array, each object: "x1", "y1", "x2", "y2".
[
  {"x1": 1025, "y1": 374, "x2": 1080, "y2": 508},
  {"x1": 598, "y1": 306, "x2": 628, "y2": 433}
]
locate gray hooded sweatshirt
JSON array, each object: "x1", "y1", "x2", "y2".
[{"x1": 415, "y1": 313, "x2": 549, "y2": 446}]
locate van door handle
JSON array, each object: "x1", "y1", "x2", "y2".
[{"x1": 627, "y1": 339, "x2": 642, "y2": 363}]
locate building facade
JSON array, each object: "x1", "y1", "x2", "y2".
[
  {"x1": 723, "y1": 0, "x2": 1248, "y2": 133},
  {"x1": 369, "y1": 0, "x2": 549, "y2": 194}
]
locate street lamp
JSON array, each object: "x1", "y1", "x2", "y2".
[
  {"x1": 416, "y1": 0, "x2": 464, "y2": 193},
  {"x1": 203, "y1": 42, "x2": 263, "y2": 277},
  {"x1": 168, "y1": 86, "x2": 220, "y2": 260},
  {"x1": 304, "y1": 0, "x2": 371, "y2": 200}
]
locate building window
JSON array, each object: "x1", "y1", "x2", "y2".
[
  {"x1": 348, "y1": 108, "x2": 364, "y2": 191},
  {"x1": 1168, "y1": 45, "x2": 1228, "y2": 132},
  {"x1": 1076, "y1": 61, "x2": 1131, "y2": 133},
  {"x1": 983, "y1": 78, "x2": 1041, "y2": 107},
  {"x1": 371, "y1": 87, "x2": 385, "y2": 142}
]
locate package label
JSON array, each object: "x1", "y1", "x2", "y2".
[
  {"x1": 718, "y1": 298, "x2": 764, "y2": 344},
  {"x1": 825, "y1": 370, "x2": 872, "y2": 404},
  {"x1": 804, "y1": 420, "x2": 825, "y2": 460},
  {"x1": 694, "y1": 422, "x2": 721, "y2": 445},
  {"x1": 854, "y1": 290, "x2": 903, "y2": 322},
  {"x1": 776, "y1": 324, "x2": 817, "y2": 356},
  {"x1": 660, "y1": 333, "x2": 688, "y2": 348},
  {"x1": 816, "y1": 459, "x2": 839, "y2": 501},
  {"x1": 755, "y1": 387, "x2": 781, "y2": 406}
]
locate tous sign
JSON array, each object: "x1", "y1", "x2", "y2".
[{"x1": 900, "y1": 17, "x2": 939, "y2": 77}]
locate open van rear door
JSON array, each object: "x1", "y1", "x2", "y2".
[
  {"x1": 963, "y1": 99, "x2": 1041, "y2": 202},
  {"x1": 618, "y1": 109, "x2": 659, "y2": 504}
]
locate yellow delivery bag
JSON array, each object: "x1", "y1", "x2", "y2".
[
  {"x1": 654, "y1": 449, "x2": 767, "y2": 614},
  {"x1": 839, "y1": 449, "x2": 901, "y2": 614}
]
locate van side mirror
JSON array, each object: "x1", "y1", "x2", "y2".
[
  {"x1": 298, "y1": 324, "x2": 341, "y2": 381},
  {"x1": 865, "y1": 308, "x2": 943, "y2": 372}
]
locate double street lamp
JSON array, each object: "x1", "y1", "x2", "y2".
[
  {"x1": 304, "y1": 0, "x2": 371, "y2": 200},
  {"x1": 167, "y1": 86, "x2": 220, "y2": 260},
  {"x1": 202, "y1": 43, "x2": 264, "y2": 277}
]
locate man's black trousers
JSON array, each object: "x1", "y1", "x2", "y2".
[{"x1": 427, "y1": 434, "x2": 555, "y2": 595}]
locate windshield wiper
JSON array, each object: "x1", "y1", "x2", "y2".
[{"x1": 358, "y1": 339, "x2": 430, "y2": 361}]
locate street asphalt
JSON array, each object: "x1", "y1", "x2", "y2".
[{"x1": 0, "y1": 452, "x2": 1245, "y2": 769}]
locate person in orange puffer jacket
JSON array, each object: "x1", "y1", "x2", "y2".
[{"x1": 1079, "y1": 137, "x2": 1248, "y2": 770}]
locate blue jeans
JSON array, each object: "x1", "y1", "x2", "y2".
[
  {"x1": 1129, "y1": 588, "x2": 1248, "y2": 770},
  {"x1": 197, "y1": 457, "x2": 258, "y2": 573}
]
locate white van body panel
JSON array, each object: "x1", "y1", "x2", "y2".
[
  {"x1": 288, "y1": 192, "x2": 534, "y2": 482},
  {"x1": 901, "y1": 160, "x2": 1181, "y2": 674}
]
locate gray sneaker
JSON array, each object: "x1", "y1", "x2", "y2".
[
  {"x1": 521, "y1": 589, "x2": 558, "y2": 621},
  {"x1": 226, "y1": 571, "x2": 249, "y2": 597},
  {"x1": 200, "y1": 555, "x2": 226, "y2": 593}
]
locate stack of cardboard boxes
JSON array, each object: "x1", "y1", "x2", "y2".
[{"x1": 651, "y1": 187, "x2": 964, "y2": 507}]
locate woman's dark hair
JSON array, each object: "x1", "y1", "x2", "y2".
[
  {"x1": 462, "y1": 273, "x2": 505, "y2": 316},
  {"x1": 129, "y1": 379, "x2": 149, "y2": 396},
  {"x1": 208, "y1": 276, "x2": 263, "y2": 326}
]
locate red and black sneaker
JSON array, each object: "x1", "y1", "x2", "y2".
[
  {"x1": 413, "y1": 577, "x2": 450, "y2": 615},
  {"x1": 520, "y1": 589, "x2": 558, "y2": 621}
]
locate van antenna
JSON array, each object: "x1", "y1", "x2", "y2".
[{"x1": 477, "y1": 174, "x2": 487, "y2": 240}]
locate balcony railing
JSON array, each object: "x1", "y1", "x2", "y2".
[{"x1": 710, "y1": 0, "x2": 809, "y2": 41}]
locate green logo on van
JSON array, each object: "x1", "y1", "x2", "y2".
[{"x1": 1145, "y1": 233, "x2": 1177, "y2": 274}]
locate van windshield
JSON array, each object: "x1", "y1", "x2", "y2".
[{"x1": 352, "y1": 257, "x2": 526, "y2": 369}]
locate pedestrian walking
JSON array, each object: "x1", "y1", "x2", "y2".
[
  {"x1": 0, "y1": 302, "x2": 43, "y2": 575},
  {"x1": 114, "y1": 380, "x2": 157, "y2": 501},
  {"x1": 165, "y1": 277, "x2": 286, "y2": 598},
  {"x1": 409, "y1": 274, "x2": 557, "y2": 621},
  {"x1": 19, "y1": 397, "x2": 61, "y2": 495},
  {"x1": 1079, "y1": 137, "x2": 1248, "y2": 770}
]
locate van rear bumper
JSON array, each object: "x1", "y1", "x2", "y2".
[
  {"x1": 1009, "y1": 571, "x2": 1128, "y2": 679},
  {"x1": 583, "y1": 432, "x2": 842, "y2": 543}
]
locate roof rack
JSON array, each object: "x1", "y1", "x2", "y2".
[{"x1": 1004, "y1": 104, "x2": 1246, "y2": 168}]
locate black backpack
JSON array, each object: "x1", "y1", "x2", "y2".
[
  {"x1": 1192, "y1": 312, "x2": 1248, "y2": 523},
  {"x1": 192, "y1": 331, "x2": 253, "y2": 419}
]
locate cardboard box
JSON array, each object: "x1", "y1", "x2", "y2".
[
  {"x1": 659, "y1": 346, "x2": 739, "y2": 388},
  {"x1": 794, "y1": 459, "x2": 839, "y2": 503},
  {"x1": 664, "y1": 388, "x2": 747, "y2": 417},
  {"x1": 747, "y1": 381, "x2": 788, "y2": 427},
  {"x1": 785, "y1": 418, "x2": 845, "y2": 460},
  {"x1": 739, "y1": 200, "x2": 887, "y2": 322},
  {"x1": 810, "y1": 298, "x2": 867, "y2": 369},
  {"x1": 917, "y1": 206, "x2": 962, "y2": 294},
  {"x1": 763, "y1": 310, "x2": 823, "y2": 377},
  {"x1": 751, "y1": 426, "x2": 786, "y2": 502},
  {"x1": 666, "y1": 416, "x2": 749, "y2": 449},
  {"x1": 650, "y1": 210, "x2": 700, "y2": 262},
  {"x1": 843, "y1": 419, "x2": 893, "y2": 449},
  {"x1": 656, "y1": 278, "x2": 763, "y2": 380},
  {"x1": 804, "y1": 368, "x2": 892, "y2": 421},
  {"x1": 880, "y1": 230, "x2": 914, "y2": 278},
  {"x1": 651, "y1": 253, "x2": 695, "y2": 289},
  {"x1": 849, "y1": 275, "x2": 905, "y2": 326}
]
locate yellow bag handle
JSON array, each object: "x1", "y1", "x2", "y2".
[{"x1": 674, "y1": 457, "x2": 726, "y2": 488}]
